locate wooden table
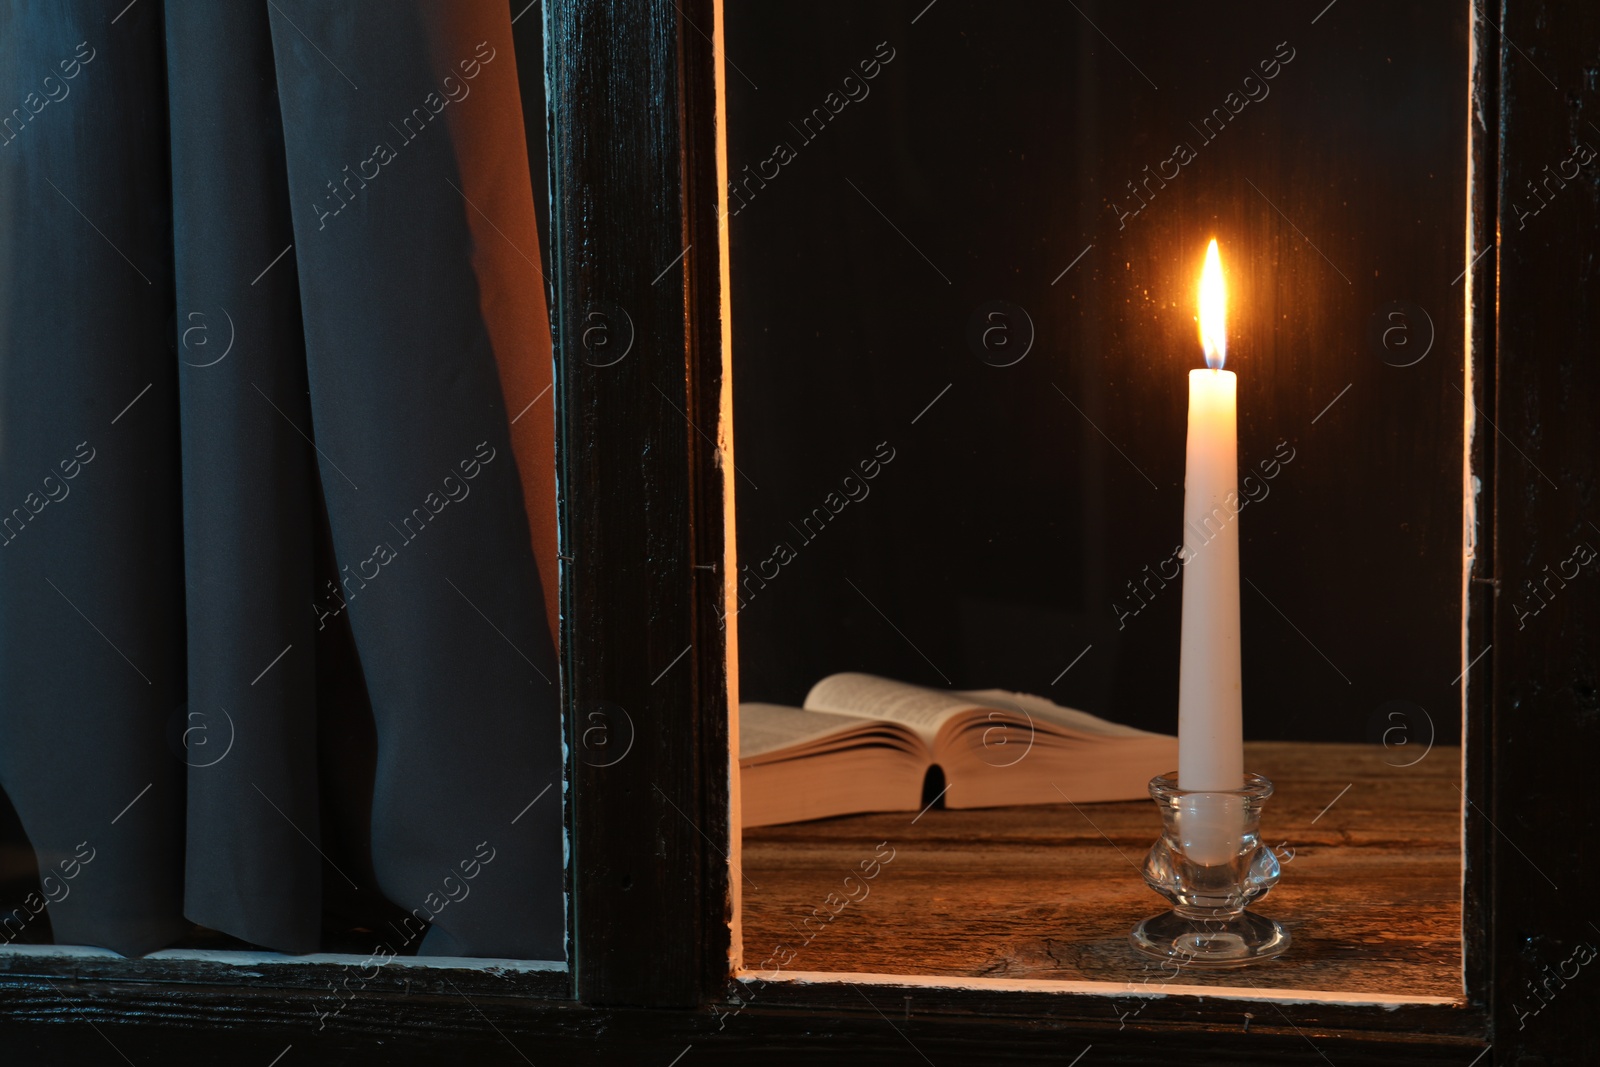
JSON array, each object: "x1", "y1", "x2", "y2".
[{"x1": 741, "y1": 742, "x2": 1462, "y2": 1001}]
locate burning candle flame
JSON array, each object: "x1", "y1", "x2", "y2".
[{"x1": 1198, "y1": 238, "x2": 1227, "y2": 370}]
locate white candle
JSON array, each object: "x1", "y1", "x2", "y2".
[{"x1": 1176, "y1": 240, "x2": 1244, "y2": 862}]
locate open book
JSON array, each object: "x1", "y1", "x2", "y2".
[{"x1": 739, "y1": 673, "x2": 1177, "y2": 828}]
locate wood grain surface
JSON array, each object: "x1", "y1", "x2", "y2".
[{"x1": 742, "y1": 741, "x2": 1462, "y2": 999}]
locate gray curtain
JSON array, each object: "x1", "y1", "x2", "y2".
[{"x1": 0, "y1": 0, "x2": 562, "y2": 959}]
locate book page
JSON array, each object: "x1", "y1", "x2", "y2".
[
  {"x1": 738, "y1": 702, "x2": 875, "y2": 759},
  {"x1": 802, "y1": 673, "x2": 987, "y2": 742},
  {"x1": 957, "y1": 688, "x2": 1168, "y2": 738}
]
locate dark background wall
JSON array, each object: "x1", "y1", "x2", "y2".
[{"x1": 726, "y1": 1, "x2": 1468, "y2": 743}]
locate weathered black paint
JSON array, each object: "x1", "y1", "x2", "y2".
[
  {"x1": 1485, "y1": 0, "x2": 1600, "y2": 1058},
  {"x1": 544, "y1": 0, "x2": 733, "y2": 1008},
  {"x1": 2, "y1": 0, "x2": 1596, "y2": 1061}
]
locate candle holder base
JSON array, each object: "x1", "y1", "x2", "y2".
[
  {"x1": 1130, "y1": 908, "x2": 1289, "y2": 967},
  {"x1": 1129, "y1": 771, "x2": 1289, "y2": 968}
]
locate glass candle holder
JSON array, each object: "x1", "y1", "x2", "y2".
[{"x1": 1129, "y1": 770, "x2": 1290, "y2": 967}]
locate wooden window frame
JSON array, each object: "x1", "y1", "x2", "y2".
[{"x1": 0, "y1": 1, "x2": 1592, "y2": 1062}]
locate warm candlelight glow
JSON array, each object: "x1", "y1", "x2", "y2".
[
  {"x1": 1178, "y1": 236, "x2": 1242, "y2": 813},
  {"x1": 1198, "y1": 238, "x2": 1227, "y2": 370}
]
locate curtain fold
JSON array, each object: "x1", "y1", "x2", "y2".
[
  {"x1": 167, "y1": 0, "x2": 322, "y2": 955},
  {"x1": 0, "y1": 0, "x2": 563, "y2": 960}
]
